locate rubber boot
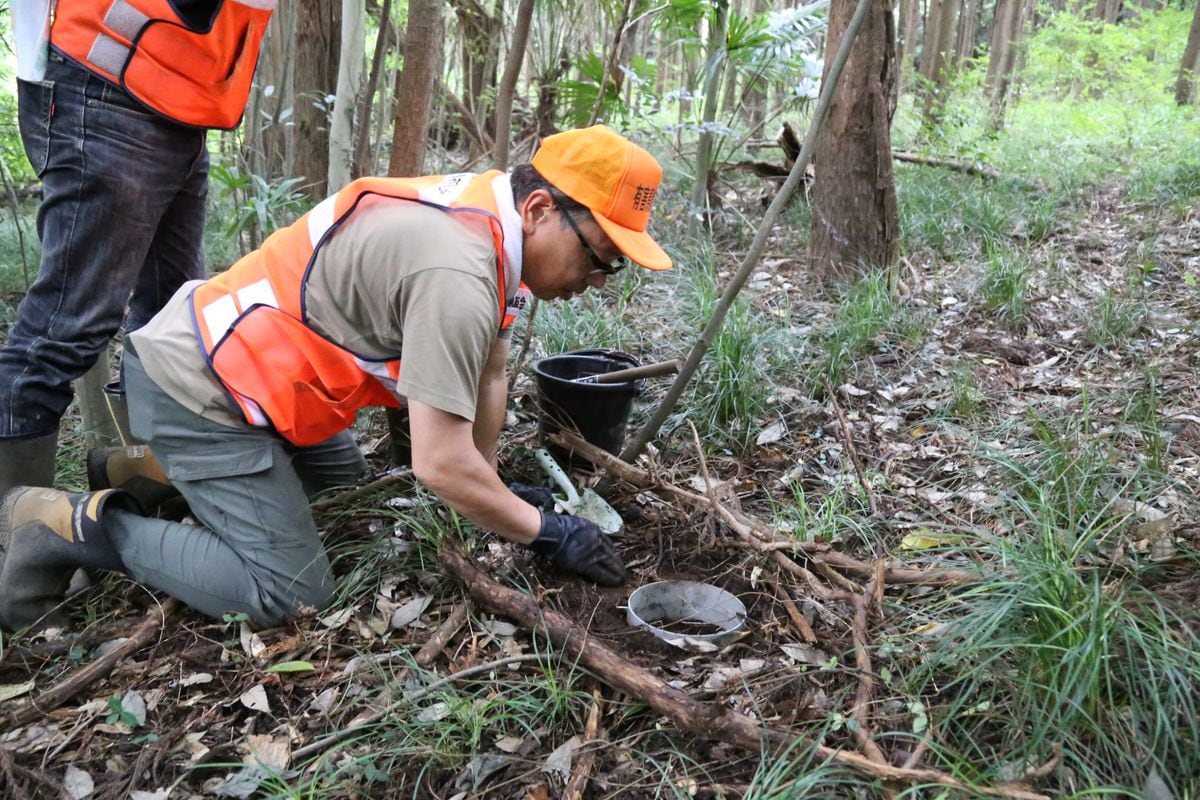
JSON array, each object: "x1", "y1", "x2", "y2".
[
  {"x1": 0, "y1": 486, "x2": 140, "y2": 631},
  {"x1": 0, "y1": 432, "x2": 57, "y2": 495},
  {"x1": 87, "y1": 445, "x2": 182, "y2": 516}
]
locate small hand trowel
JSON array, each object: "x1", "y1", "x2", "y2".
[{"x1": 533, "y1": 448, "x2": 623, "y2": 535}]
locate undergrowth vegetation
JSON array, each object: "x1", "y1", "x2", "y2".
[{"x1": 1, "y1": 4, "x2": 1198, "y2": 797}]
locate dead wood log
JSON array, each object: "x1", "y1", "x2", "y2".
[
  {"x1": 440, "y1": 544, "x2": 1049, "y2": 798},
  {"x1": 891, "y1": 150, "x2": 1004, "y2": 180},
  {"x1": 6, "y1": 599, "x2": 179, "y2": 728},
  {"x1": 550, "y1": 431, "x2": 977, "y2": 587}
]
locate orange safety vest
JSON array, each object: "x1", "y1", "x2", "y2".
[
  {"x1": 189, "y1": 172, "x2": 529, "y2": 447},
  {"x1": 50, "y1": 0, "x2": 274, "y2": 129}
]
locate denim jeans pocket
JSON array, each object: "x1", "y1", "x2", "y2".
[{"x1": 16, "y1": 77, "x2": 54, "y2": 177}]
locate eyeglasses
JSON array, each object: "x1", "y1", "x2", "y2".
[{"x1": 556, "y1": 202, "x2": 628, "y2": 276}]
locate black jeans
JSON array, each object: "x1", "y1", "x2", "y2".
[{"x1": 1, "y1": 53, "x2": 209, "y2": 438}]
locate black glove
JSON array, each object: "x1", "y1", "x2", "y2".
[
  {"x1": 508, "y1": 481, "x2": 556, "y2": 510},
  {"x1": 528, "y1": 511, "x2": 627, "y2": 587}
]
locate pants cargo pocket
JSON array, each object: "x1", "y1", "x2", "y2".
[{"x1": 163, "y1": 443, "x2": 273, "y2": 483}]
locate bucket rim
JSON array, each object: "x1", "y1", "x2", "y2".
[{"x1": 531, "y1": 351, "x2": 643, "y2": 389}]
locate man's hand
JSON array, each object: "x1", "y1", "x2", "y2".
[
  {"x1": 508, "y1": 481, "x2": 555, "y2": 510},
  {"x1": 528, "y1": 512, "x2": 627, "y2": 586}
]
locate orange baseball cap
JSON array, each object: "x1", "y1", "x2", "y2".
[{"x1": 531, "y1": 125, "x2": 672, "y2": 271}]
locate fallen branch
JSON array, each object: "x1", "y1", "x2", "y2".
[
  {"x1": 551, "y1": 431, "x2": 977, "y2": 587},
  {"x1": 891, "y1": 150, "x2": 1004, "y2": 181},
  {"x1": 440, "y1": 543, "x2": 1048, "y2": 798},
  {"x1": 6, "y1": 599, "x2": 179, "y2": 728}
]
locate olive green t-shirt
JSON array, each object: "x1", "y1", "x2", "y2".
[{"x1": 130, "y1": 199, "x2": 517, "y2": 429}]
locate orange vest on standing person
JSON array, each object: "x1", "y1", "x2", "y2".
[
  {"x1": 49, "y1": 0, "x2": 275, "y2": 129},
  {"x1": 189, "y1": 172, "x2": 527, "y2": 447}
]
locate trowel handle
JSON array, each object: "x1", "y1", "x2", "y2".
[
  {"x1": 576, "y1": 359, "x2": 681, "y2": 385},
  {"x1": 533, "y1": 448, "x2": 581, "y2": 506}
]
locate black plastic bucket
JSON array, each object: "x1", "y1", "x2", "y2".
[{"x1": 532, "y1": 349, "x2": 641, "y2": 462}]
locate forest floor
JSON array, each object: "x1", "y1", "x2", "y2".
[{"x1": 1, "y1": 156, "x2": 1199, "y2": 799}]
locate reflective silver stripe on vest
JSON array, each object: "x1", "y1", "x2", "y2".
[
  {"x1": 87, "y1": 33, "x2": 130, "y2": 77},
  {"x1": 307, "y1": 195, "x2": 338, "y2": 247},
  {"x1": 103, "y1": 0, "x2": 150, "y2": 40}
]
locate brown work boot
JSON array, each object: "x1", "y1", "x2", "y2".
[
  {"x1": 87, "y1": 445, "x2": 182, "y2": 516},
  {"x1": 0, "y1": 487, "x2": 139, "y2": 631}
]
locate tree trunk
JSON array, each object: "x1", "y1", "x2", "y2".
[
  {"x1": 619, "y1": 0, "x2": 649, "y2": 109},
  {"x1": 1175, "y1": 0, "x2": 1200, "y2": 105},
  {"x1": 721, "y1": 0, "x2": 743, "y2": 117},
  {"x1": 492, "y1": 0, "x2": 536, "y2": 170},
  {"x1": 896, "y1": 0, "x2": 921, "y2": 97},
  {"x1": 745, "y1": 0, "x2": 771, "y2": 132},
  {"x1": 811, "y1": 0, "x2": 900, "y2": 279},
  {"x1": 956, "y1": 0, "x2": 978, "y2": 59},
  {"x1": 256, "y1": 1, "x2": 298, "y2": 185},
  {"x1": 329, "y1": 0, "x2": 365, "y2": 191},
  {"x1": 588, "y1": 0, "x2": 637, "y2": 125},
  {"x1": 354, "y1": 0, "x2": 396, "y2": 178},
  {"x1": 919, "y1": 0, "x2": 959, "y2": 124},
  {"x1": 453, "y1": 0, "x2": 502, "y2": 156},
  {"x1": 689, "y1": 0, "x2": 730, "y2": 235},
  {"x1": 386, "y1": 0, "x2": 444, "y2": 468},
  {"x1": 389, "y1": 0, "x2": 444, "y2": 178},
  {"x1": 984, "y1": 0, "x2": 1013, "y2": 97},
  {"x1": 293, "y1": 0, "x2": 341, "y2": 199},
  {"x1": 986, "y1": 0, "x2": 1027, "y2": 130},
  {"x1": 1097, "y1": 0, "x2": 1123, "y2": 22},
  {"x1": 534, "y1": 49, "x2": 569, "y2": 137}
]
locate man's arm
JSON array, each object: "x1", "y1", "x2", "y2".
[
  {"x1": 472, "y1": 335, "x2": 511, "y2": 468},
  {"x1": 409, "y1": 398, "x2": 541, "y2": 543}
]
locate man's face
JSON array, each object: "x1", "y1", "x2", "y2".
[{"x1": 520, "y1": 190, "x2": 624, "y2": 301}]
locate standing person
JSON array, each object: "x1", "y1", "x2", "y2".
[
  {"x1": 0, "y1": 0, "x2": 276, "y2": 492},
  {"x1": 0, "y1": 125, "x2": 673, "y2": 631}
]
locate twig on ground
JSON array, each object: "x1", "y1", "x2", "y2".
[
  {"x1": 902, "y1": 730, "x2": 933, "y2": 771},
  {"x1": 441, "y1": 543, "x2": 1049, "y2": 798},
  {"x1": 1021, "y1": 747, "x2": 1063, "y2": 781},
  {"x1": 310, "y1": 467, "x2": 414, "y2": 513},
  {"x1": 414, "y1": 603, "x2": 468, "y2": 668},
  {"x1": 824, "y1": 381, "x2": 879, "y2": 517},
  {"x1": 6, "y1": 599, "x2": 179, "y2": 728},
  {"x1": 771, "y1": 581, "x2": 817, "y2": 643},
  {"x1": 564, "y1": 686, "x2": 605, "y2": 800},
  {"x1": 845, "y1": 578, "x2": 888, "y2": 769}
]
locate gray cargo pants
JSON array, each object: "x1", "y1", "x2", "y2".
[{"x1": 104, "y1": 352, "x2": 367, "y2": 626}]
